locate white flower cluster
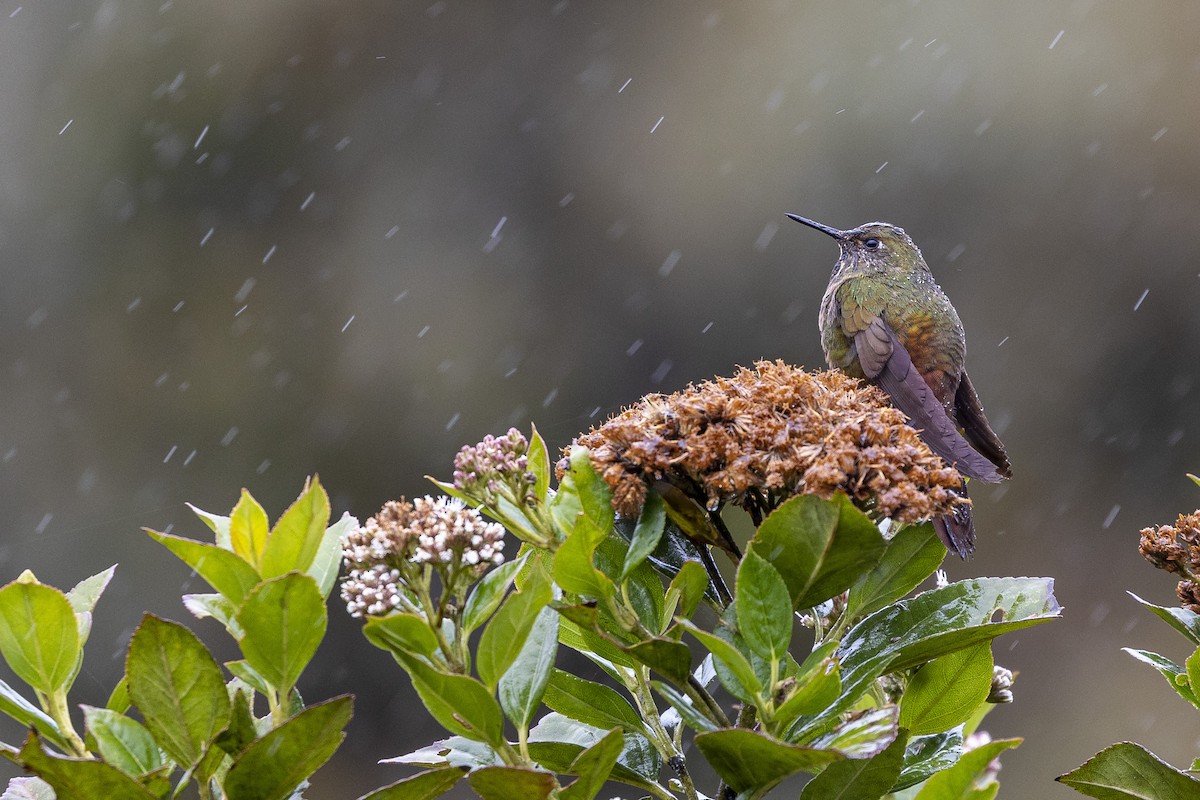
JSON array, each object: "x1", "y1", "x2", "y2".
[
  {"x1": 343, "y1": 563, "x2": 404, "y2": 618},
  {"x1": 409, "y1": 495, "x2": 505, "y2": 567}
]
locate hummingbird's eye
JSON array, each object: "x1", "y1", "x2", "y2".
[{"x1": 864, "y1": 237, "x2": 882, "y2": 250}]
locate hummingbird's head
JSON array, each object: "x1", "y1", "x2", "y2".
[{"x1": 786, "y1": 215, "x2": 927, "y2": 276}]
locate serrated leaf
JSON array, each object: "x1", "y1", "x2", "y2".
[
  {"x1": 751, "y1": 494, "x2": 886, "y2": 610},
  {"x1": 357, "y1": 765, "x2": 466, "y2": 800},
  {"x1": 560, "y1": 727, "x2": 624, "y2": 800},
  {"x1": 1124, "y1": 648, "x2": 1200, "y2": 708},
  {"x1": 894, "y1": 729, "x2": 964, "y2": 791},
  {"x1": 237, "y1": 573, "x2": 326, "y2": 693},
  {"x1": 0, "y1": 679, "x2": 68, "y2": 753},
  {"x1": 1186, "y1": 646, "x2": 1200, "y2": 706},
  {"x1": 145, "y1": 529, "x2": 261, "y2": 605},
  {"x1": 915, "y1": 737, "x2": 1019, "y2": 798},
  {"x1": 554, "y1": 516, "x2": 615, "y2": 600},
  {"x1": 467, "y1": 765, "x2": 557, "y2": 800},
  {"x1": 462, "y1": 555, "x2": 527, "y2": 635},
  {"x1": 82, "y1": 705, "x2": 163, "y2": 777},
  {"x1": 393, "y1": 652, "x2": 505, "y2": 746},
  {"x1": 526, "y1": 714, "x2": 665, "y2": 794},
  {"x1": 811, "y1": 705, "x2": 899, "y2": 758},
  {"x1": 478, "y1": 575, "x2": 553, "y2": 690},
  {"x1": 664, "y1": 560, "x2": 710, "y2": 625},
  {"x1": 694, "y1": 728, "x2": 843, "y2": 794},
  {"x1": 543, "y1": 670, "x2": 643, "y2": 733},
  {"x1": 1128, "y1": 593, "x2": 1200, "y2": 645},
  {"x1": 620, "y1": 492, "x2": 666, "y2": 581},
  {"x1": 188, "y1": 503, "x2": 232, "y2": 548},
  {"x1": 260, "y1": 477, "x2": 332, "y2": 579},
  {"x1": 65, "y1": 566, "x2": 116, "y2": 617},
  {"x1": 848, "y1": 523, "x2": 944, "y2": 618},
  {"x1": 527, "y1": 424, "x2": 551, "y2": 503},
  {"x1": 800, "y1": 729, "x2": 908, "y2": 799},
  {"x1": 900, "y1": 642, "x2": 993, "y2": 735},
  {"x1": 0, "y1": 582, "x2": 80, "y2": 695},
  {"x1": 214, "y1": 688, "x2": 258, "y2": 756},
  {"x1": 567, "y1": 446, "x2": 614, "y2": 536},
  {"x1": 310, "y1": 512, "x2": 357, "y2": 599},
  {"x1": 677, "y1": 619, "x2": 762, "y2": 702},
  {"x1": 224, "y1": 696, "x2": 352, "y2": 800},
  {"x1": 363, "y1": 613, "x2": 440, "y2": 660},
  {"x1": 623, "y1": 637, "x2": 693, "y2": 685},
  {"x1": 796, "y1": 577, "x2": 1058, "y2": 738},
  {"x1": 126, "y1": 615, "x2": 229, "y2": 767},
  {"x1": 182, "y1": 593, "x2": 242, "y2": 637},
  {"x1": 736, "y1": 549, "x2": 793, "y2": 664},
  {"x1": 15, "y1": 731, "x2": 155, "y2": 799},
  {"x1": 498, "y1": 607, "x2": 558, "y2": 731},
  {"x1": 229, "y1": 489, "x2": 270, "y2": 570}
]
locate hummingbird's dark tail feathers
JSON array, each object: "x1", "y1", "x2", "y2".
[
  {"x1": 954, "y1": 372, "x2": 1013, "y2": 479},
  {"x1": 933, "y1": 484, "x2": 975, "y2": 558},
  {"x1": 863, "y1": 321, "x2": 1005, "y2": 483}
]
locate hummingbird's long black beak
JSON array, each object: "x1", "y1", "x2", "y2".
[{"x1": 786, "y1": 214, "x2": 846, "y2": 240}]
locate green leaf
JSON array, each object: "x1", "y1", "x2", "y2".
[
  {"x1": 182, "y1": 593, "x2": 243, "y2": 637},
  {"x1": 224, "y1": 695, "x2": 352, "y2": 800},
  {"x1": 1124, "y1": 649, "x2": 1200, "y2": 708},
  {"x1": 664, "y1": 560, "x2": 709, "y2": 625},
  {"x1": 560, "y1": 727, "x2": 624, "y2": 800},
  {"x1": 0, "y1": 679, "x2": 69, "y2": 752},
  {"x1": 651, "y1": 680, "x2": 718, "y2": 733},
  {"x1": 1187, "y1": 645, "x2": 1200, "y2": 701},
  {"x1": 214, "y1": 688, "x2": 258, "y2": 756},
  {"x1": 621, "y1": 492, "x2": 666, "y2": 581},
  {"x1": 799, "y1": 729, "x2": 908, "y2": 799},
  {"x1": 900, "y1": 642, "x2": 994, "y2": 735},
  {"x1": 527, "y1": 714, "x2": 665, "y2": 794},
  {"x1": 0, "y1": 777, "x2": 56, "y2": 800},
  {"x1": 498, "y1": 606, "x2": 559, "y2": 731},
  {"x1": 798, "y1": 577, "x2": 1058, "y2": 738},
  {"x1": 106, "y1": 675, "x2": 131, "y2": 713},
  {"x1": 260, "y1": 477, "x2": 332, "y2": 579},
  {"x1": 65, "y1": 565, "x2": 116, "y2": 617},
  {"x1": 126, "y1": 614, "x2": 230, "y2": 768},
  {"x1": 310, "y1": 512, "x2": 357, "y2": 599},
  {"x1": 145, "y1": 529, "x2": 262, "y2": 605},
  {"x1": 915, "y1": 737, "x2": 1018, "y2": 798},
  {"x1": 847, "y1": 523, "x2": 944, "y2": 618},
  {"x1": 468, "y1": 766, "x2": 558, "y2": 800},
  {"x1": 15, "y1": 731, "x2": 156, "y2": 799},
  {"x1": 694, "y1": 729, "x2": 843, "y2": 794},
  {"x1": 463, "y1": 555, "x2": 528, "y2": 635},
  {"x1": 188, "y1": 503, "x2": 232, "y2": 548},
  {"x1": 225, "y1": 659, "x2": 270, "y2": 696},
  {"x1": 623, "y1": 637, "x2": 693, "y2": 685},
  {"x1": 593, "y1": 535, "x2": 665, "y2": 633},
  {"x1": 82, "y1": 705, "x2": 164, "y2": 777},
  {"x1": 543, "y1": 670, "x2": 644, "y2": 733},
  {"x1": 382, "y1": 735, "x2": 502, "y2": 770},
  {"x1": 364, "y1": 612, "x2": 440, "y2": 660},
  {"x1": 773, "y1": 641, "x2": 841, "y2": 728},
  {"x1": 894, "y1": 729, "x2": 963, "y2": 791},
  {"x1": 556, "y1": 608, "x2": 637, "y2": 670},
  {"x1": 567, "y1": 446, "x2": 614, "y2": 535},
  {"x1": 478, "y1": 575, "x2": 553, "y2": 690},
  {"x1": 735, "y1": 549, "x2": 793, "y2": 664},
  {"x1": 393, "y1": 651, "x2": 505, "y2": 746},
  {"x1": 751, "y1": 494, "x2": 886, "y2": 610},
  {"x1": 357, "y1": 766, "x2": 466, "y2": 800},
  {"x1": 527, "y1": 423, "x2": 552, "y2": 503},
  {"x1": 229, "y1": 489, "x2": 271, "y2": 570},
  {"x1": 554, "y1": 516, "x2": 615, "y2": 600},
  {"x1": 237, "y1": 573, "x2": 326, "y2": 694},
  {"x1": 1128, "y1": 593, "x2": 1200, "y2": 645},
  {"x1": 0, "y1": 581, "x2": 80, "y2": 695},
  {"x1": 677, "y1": 619, "x2": 763, "y2": 702},
  {"x1": 811, "y1": 705, "x2": 899, "y2": 758}
]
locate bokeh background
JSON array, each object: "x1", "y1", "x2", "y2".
[{"x1": 2, "y1": 1, "x2": 1199, "y2": 796}]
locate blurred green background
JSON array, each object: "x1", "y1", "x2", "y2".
[{"x1": 3, "y1": 1, "x2": 1199, "y2": 796}]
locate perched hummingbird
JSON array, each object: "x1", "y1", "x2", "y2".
[{"x1": 786, "y1": 215, "x2": 1011, "y2": 556}]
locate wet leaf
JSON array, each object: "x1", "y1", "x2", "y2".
[{"x1": 694, "y1": 728, "x2": 842, "y2": 794}]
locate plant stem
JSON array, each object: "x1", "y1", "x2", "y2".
[
  {"x1": 44, "y1": 689, "x2": 87, "y2": 757},
  {"x1": 629, "y1": 668, "x2": 698, "y2": 800},
  {"x1": 684, "y1": 674, "x2": 731, "y2": 728}
]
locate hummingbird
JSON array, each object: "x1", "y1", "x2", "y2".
[{"x1": 786, "y1": 214, "x2": 1011, "y2": 556}]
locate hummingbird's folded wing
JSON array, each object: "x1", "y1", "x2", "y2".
[
  {"x1": 954, "y1": 372, "x2": 1013, "y2": 479},
  {"x1": 855, "y1": 317, "x2": 1004, "y2": 484}
]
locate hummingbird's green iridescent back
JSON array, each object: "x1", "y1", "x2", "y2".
[
  {"x1": 816, "y1": 223, "x2": 965, "y2": 406},
  {"x1": 789, "y1": 213, "x2": 1011, "y2": 557}
]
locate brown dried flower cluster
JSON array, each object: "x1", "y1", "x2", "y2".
[
  {"x1": 1139, "y1": 511, "x2": 1200, "y2": 612},
  {"x1": 570, "y1": 360, "x2": 965, "y2": 524}
]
